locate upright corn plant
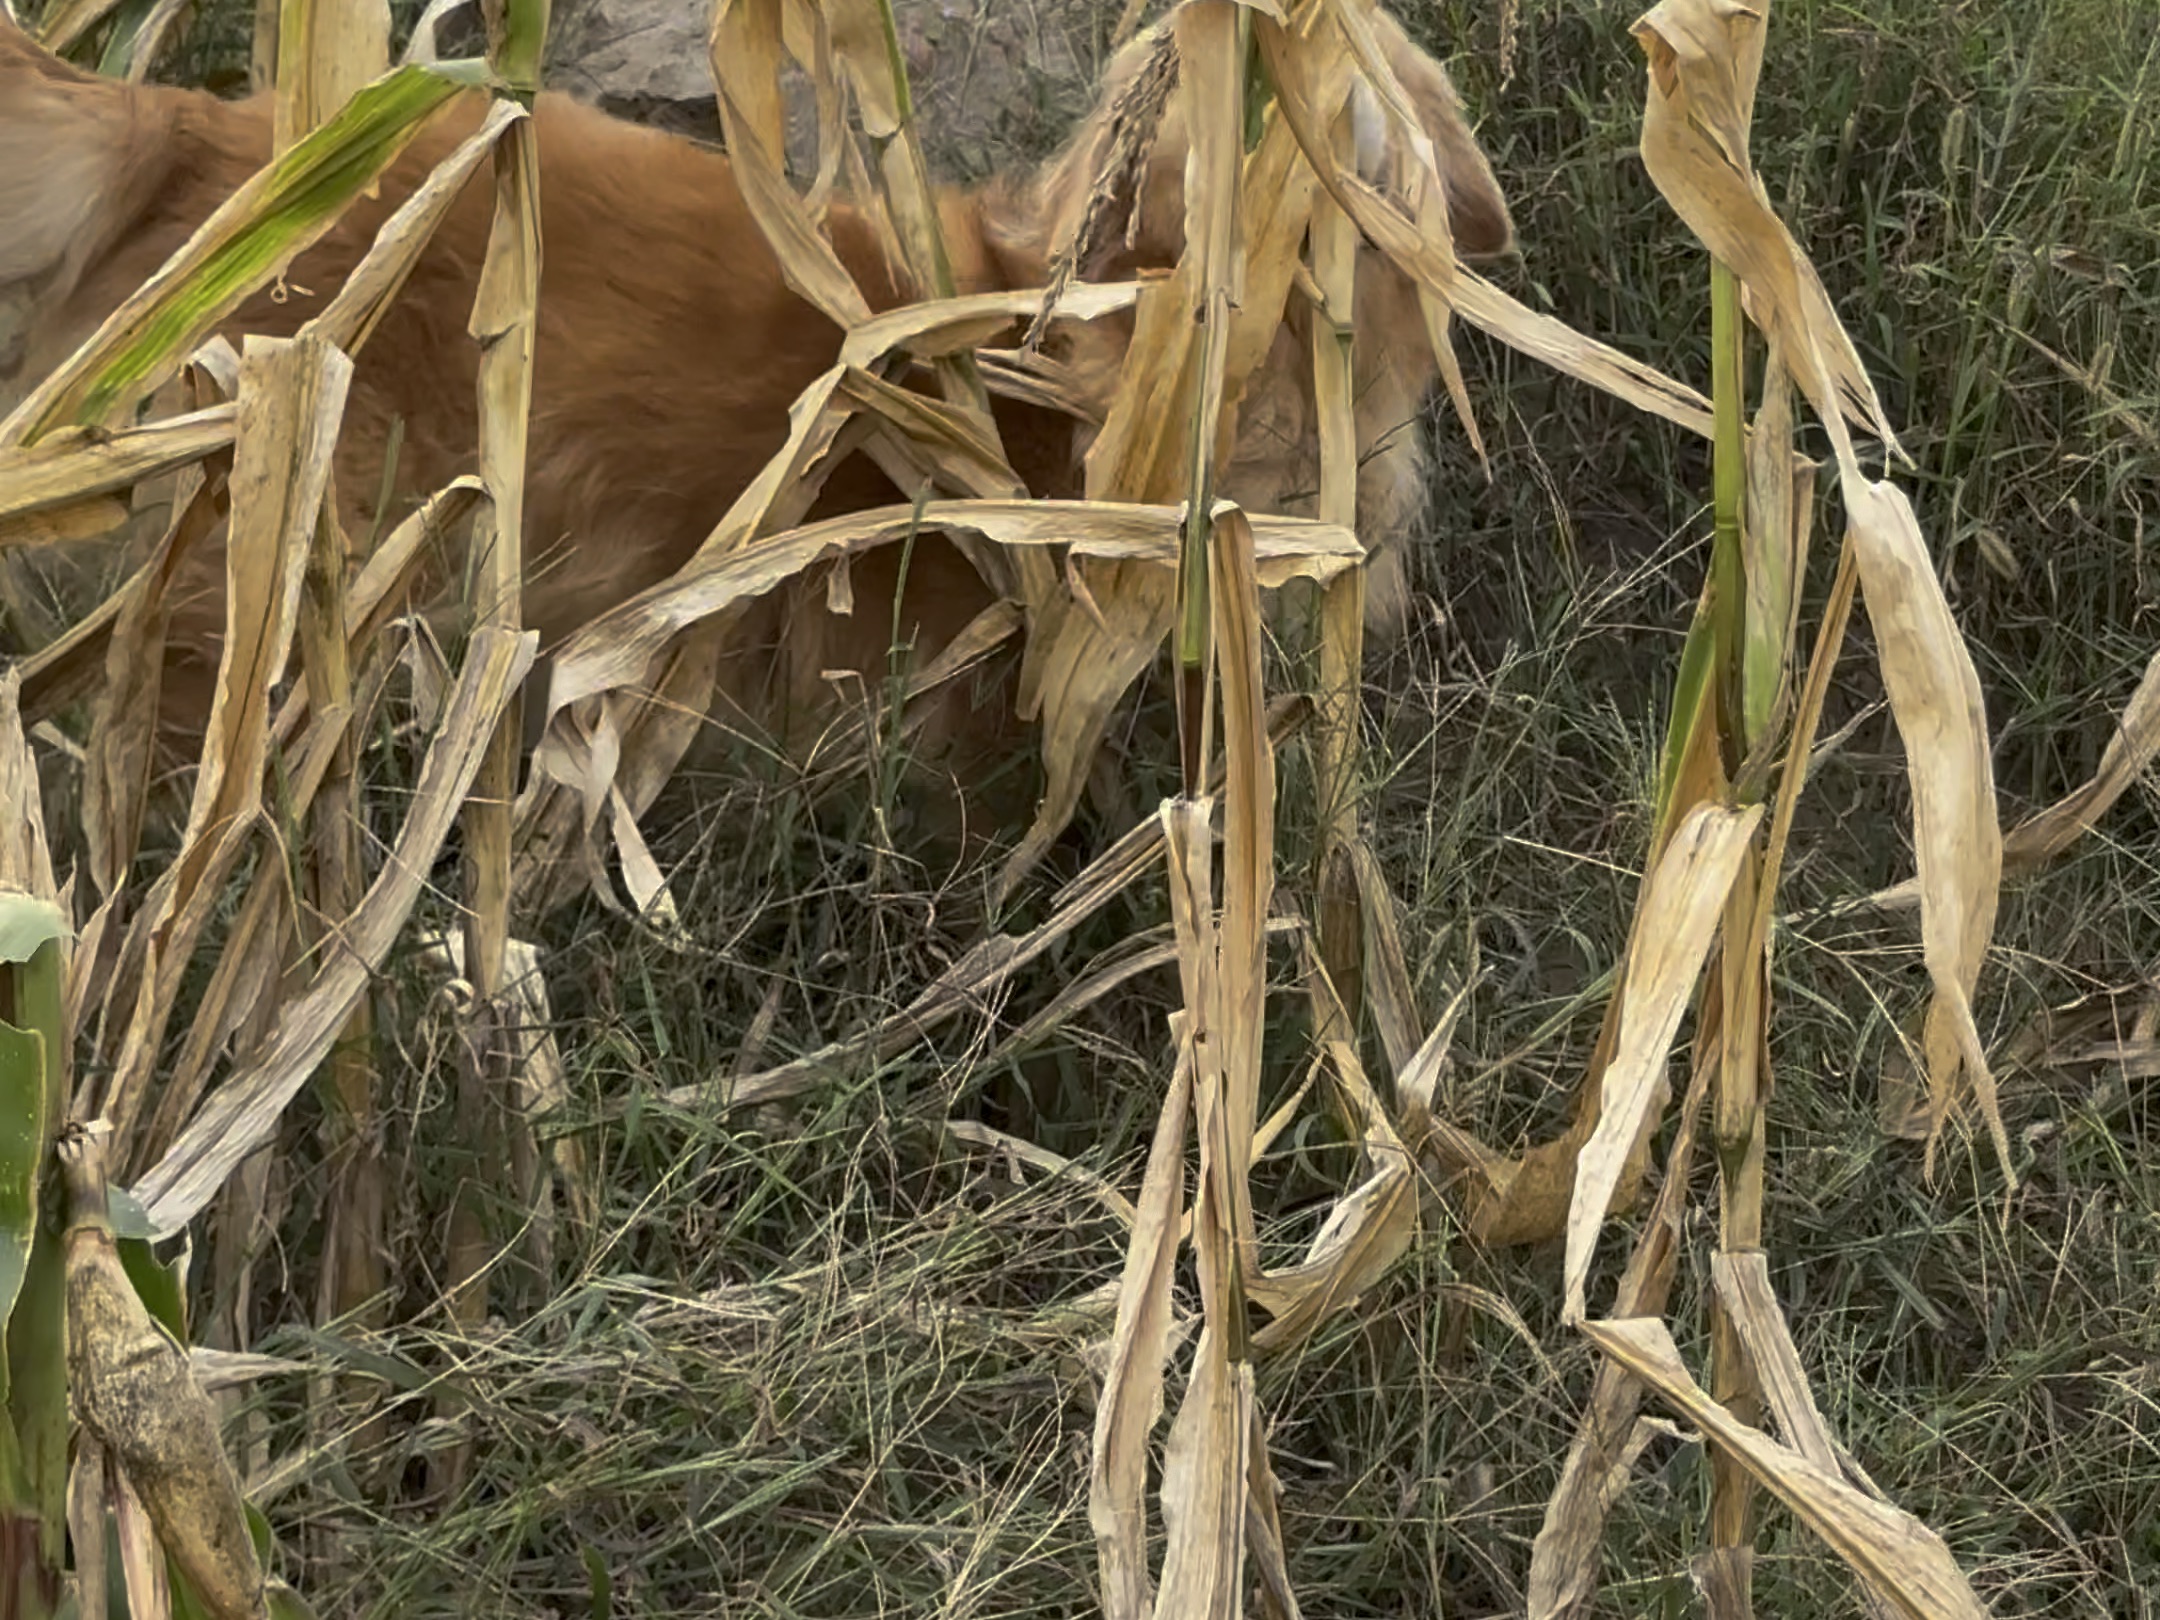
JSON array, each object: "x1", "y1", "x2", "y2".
[
  {"x1": 440, "y1": 0, "x2": 548, "y2": 1502},
  {"x1": 1530, "y1": 4, "x2": 2006, "y2": 1615}
]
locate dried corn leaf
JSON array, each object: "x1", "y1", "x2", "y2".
[
  {"x1": 1253, "y1": 17, "x2": 1715, "y2": 440},
  {"x1": 0, "y1": 495, "x2": 132, "y2": 552},
  {"x1": 821, "y1": 0, "x2": 1009, "y2": 505},
  {"x1": 841, "y1": 368, "x2": 1021, "y2": 497},
  {"x1": 1248, "y1": 946, "x2": 1415, "y2": 1356},
  {"x1": 1633, "y1": 0, "x2": 1900, "y2": 460},
  {"x1": 709, "y1": 0, "x2": 873, "y2": 329},
  {"x1": 539, "y1": 499, "x2": 1355, "y2": 726},
  {"x1": 1580, "y1": 1315, "x2": 1993, "y2": 1620},
  {"x1": 133, "y1": 625, "x2": 537, "y2": 1236},
  {"x1": 514, "y1": 340, "x2": 1020, "y2": 916},
  {"x1": 1319, "y1": 0, "x2": 1486, "y2": 467},
  {"x1": 1563, "y1": 801, "x2": 1759, "y2": 1323},
  {"x1": 304, "y1": 97, "x2": 525, "y2": 358},
  {"x1": 2003, "y1": 647, "x2": 2160, "y2": 874},
  {"x1": 1090, "y1": 1050, "x2": 1192, "y2": 1620},
  {"x1": 1165, "y1": 801, "x2": 1237, "y2": 1327},
  {"x1": 67, "y1": 1434, "x2": 110, "y2": 1620},
  {"x1": 1349, "y1": 839, "x2": 1423, "y2": 1078},
  {"x1": 1003, "y1": 8, "x2": 1346, "y2": 897},
  {"x1": 95, "y1": 334, "x2": 350, "y2": 1157},
  {"x1": 1710, "y1": 1251, "x2": 1838, "y2": 1474},
  {"x1": 1154, "y1": 1326, "x2": 1252, "y2": 1620},
  {"x1": 272, "y1": 0, "x2": 391, "y2": 153},
  {"x1": 1529, "y1": 1028, "x2": 1719, "y2": 1619},
  {"x1": 1213, "y1": 505, "x2": 1273, "y2": 1272},
  {"x1": 246, "y1": 477, "x2": 487, "y2": 768},
  {"x1": 1844, "y1": 478, "x2": 2008, "y2": 1187},
  {"x1": 1714, "y1": 1250, "x2": 1904, "y2": 1620},
  {"x1": 0, "y1": 407, "x2": 235, "y2": 537},
  {"x1": 130, "y1": 856, "x2": 289, "y2": 1172},
  {"x1": 841, "y1": 283, "x2": 1144, "y2": 371},
  {"x1": 1741, "y1": 348, "x2": 1814, "y2": 742},
  {"x1": 1393, "y1": 974, "x2": 1501, "y2": 1192},
  {"x1": 113, "y1": 1463, "x2": 171, "y2": 1620},
  {"x1": 1244, "y1": 1404, "x2": 1301, "y2": 1620},
  {"x1": 83, "y1": 464, "x2": 231, "y2": 903}
]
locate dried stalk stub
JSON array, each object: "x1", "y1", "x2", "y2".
[{"x1": 61, "y1": 1121, "x2": 268, "y2": 1620}]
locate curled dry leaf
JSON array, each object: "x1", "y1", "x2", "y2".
[
  {"x1": 531, "y1": 496, "x2": 1354, "y2": 762},
  {"x1": 1843, "y1": 477, "x2": 2009, "y2": 1188},
  {"x1": 1247, "y1": 944, "x2": 1416, "y2": 1357},
  {"x1": 1254, "y1": 12, "x2": 1715, "y2": 442},
  {"x1": 61, "y1": 1123, "x2": 267, "y2": 1620},
  {"x1": 1631, "y1": 0, "x2": 1900, "y2": 458},
  {"x1": 2002, "y1": 647, "x2": 2160, "y2": 874},
  {"x1": 840, "y1": 282, "x2": 1144, "y2": 372},
  {"x1": 1580, "y1": 1315, "x2": 1993, "y2": 1620},
  {"x1": 1867, "y1": 644, "x2": 2160, "y2": 912},
  {"x1": 1713, "y1": 1250, "x2": 1905, "y2": 1620},
  {"x1": 708, "y1": 0, "x2": 874, "y2": 330},
  {"x1": 1563, "y1": 801, "x2": 1760, "y2": 1324}
]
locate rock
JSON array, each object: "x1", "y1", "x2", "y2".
[
  {"x1": 545, "y1": 0, "x2": 722, "y2": 138},
  {"x1": 524, "y1": 0, "x2": 1110, "y2": 177}
]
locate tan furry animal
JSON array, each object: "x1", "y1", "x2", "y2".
[{"x1": 0, "y1": 8, "x2": 1509, "y2": 824}]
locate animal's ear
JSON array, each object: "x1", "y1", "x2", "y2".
[{"x1": 1366, "y1": 7, "x2": 1514, "y2": 263}]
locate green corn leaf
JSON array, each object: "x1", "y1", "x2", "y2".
[{"x1": 6, "y1": 58, "x2": 492, "y2": 445}]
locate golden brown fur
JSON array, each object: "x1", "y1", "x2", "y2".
[{"x1": 0, "y1": 11, "x2": 1510, "y2": 824}]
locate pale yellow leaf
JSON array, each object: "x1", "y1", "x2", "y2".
[
  {"x1": 1563, "y1": 801, "x2": 1760, "y2": 1323},
  {"x1": 1581, "y1": 1315, "x2": 1994, "y2": 1620},
  {"x1": 1153, "y1": 1326, "x2": 1251, "y2": 1620},
  {"x1": 1529, "y1": 1031, "x2": 1719, "y2": 1620},
  {"x1": 1842, "y1": 477, "x2": 2008, "y2": 1188},
  {"x1": 1089, "y1": 1052, "x2": 1192, "y2": 1620}
]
